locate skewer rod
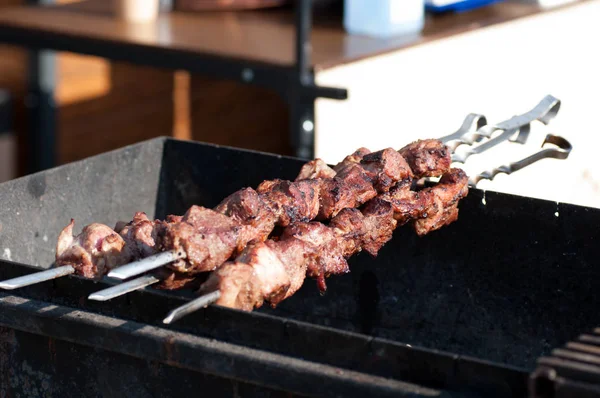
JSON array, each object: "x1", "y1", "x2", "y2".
[
  {"x1": 0, "y1": 265, "x2": 75, "y2": 290},
  {"x1": 162, "y1": 290, "x2": 221, "y2": 324},
  {"x1": 107, "y1": 250, "x2": 185, "y2": 280},
  {"x1": 88, "y1": 275, "x2": 161, "y2": 301}
]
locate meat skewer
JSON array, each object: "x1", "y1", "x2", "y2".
[
  {"x1": 0, "y1": 139, "x2": 444, "y2": 292},
  {"x1": 163, "y1": 167, "x2": 469, "y2": 324},
  {"x1": 107, "y1": 143, "x2": 437, "y2": 281},
  {"x1": 87, "y1": 141, "x2": 452, "y2": 301}
]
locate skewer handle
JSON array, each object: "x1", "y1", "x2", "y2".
[
  {"x1": 0, "y1": 265, "x2": 75, "y2": 290},
  {"x1": 162, "y1": 290, "x2": 222, "y2": 324},
  {"x1": 107, "y1": 250, "x2": 185, "y2": 280},
  {"x1": 469, "y1": 134, "x2": 572, "y2": 187},
  {"x1": 88, "y1": 275, "x2": 161, "y2": 301}
]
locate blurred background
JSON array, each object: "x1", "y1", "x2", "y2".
[{"x1": 0, "y1": 0, "x2": 597, "y2": 208}]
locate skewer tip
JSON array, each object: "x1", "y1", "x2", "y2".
[
  {"x1": 0, "y1": 265, "x2": 75, "y2": 290},
  {"x1": 162, "y1": 290, "x2": 221, "y2": 324}
]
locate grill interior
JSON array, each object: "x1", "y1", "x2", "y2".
[{"x1": 0, "y1": 137, "x2": 598, "y2": 396}]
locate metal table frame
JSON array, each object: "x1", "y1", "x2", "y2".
[{"x1": 6, "y1": 0, "x2": 348, "y2": 173}]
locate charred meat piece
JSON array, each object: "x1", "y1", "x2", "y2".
[
  {"x1": 360, "y1": 148, "x2": 413, "y2": 193},
  {"x1": 329, "y1": 208, "x2": 365, "y2": 257},
  {"x1": 257, "y1": 179, "x2": 320, "y2": 227},
  {"x1": 359, "y1": 198, "x2": 397, "y2": 257},
  {"x1": 399, "y1": 139, "x2": 451, "y2": 177},
  {"x1": 296, "y1": 158, "x2": 336, "y2": 180},
  {"x1": 380, "y1": 178, "x2": 432, "y2": 224},
  {"x1": 215, "y1": 187, "x2": 278, "y2": 252},
  {"x1": 413, "y1": 168, "x2": 469, "y2": 236},
  {"x1": 159, "y1": 206, "x2": 240, "y2": 274},
  {"x1": 56, "y1": 220, "x2": 126, "y2": 278}
]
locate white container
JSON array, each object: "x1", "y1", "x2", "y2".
[
  {"x1": 344, "y1": 0, "x2": 425, "y2": 38},
  {"x1": 114, "y1": 0, "x2": 160, "y2": 23}
]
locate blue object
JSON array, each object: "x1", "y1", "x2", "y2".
[
  {"x1": 344, "y1": 0, "x2": 425, "y2": 38},
  {"x1": 425, "y1": 0, "x2": 503, "y2": 13}
]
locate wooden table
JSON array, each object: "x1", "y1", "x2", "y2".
[{"x1": 0, "y1": 0, "x2": 556, "y2": 171}]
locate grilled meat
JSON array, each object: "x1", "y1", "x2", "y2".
[
  {"x1": 198, "y1": 166, "x2": 467, "y2": 311},
  {"x1": 54, "y1": 138, "x2": 454, "y2": 281},
  {"x1": 159, "y1": 206, "x2": 240, "y2": 274},
  {"x1": 399, "y1": 139, "x2": 451, "y2": 177},
  {"x1": 56, "y1": 220, "x2": 127, "y2": 278},
  {"x1": 296, "y1": 159, "x2": 336, "y2": 180}
]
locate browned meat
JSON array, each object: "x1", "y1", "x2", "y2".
[
  {"x1": 360, "y1": 148, "x2": 413, "y2": 193},
  {"x1": 359, "y1": 198, "x2": 397, "y2": 256},
  {"x1": 257, "y1": 179, "x2": 319, "y2": 227},
  {"x1": 380, "y1": 178, "x2": 432, "y2": 224},
  {"x1": 334, "y1": 164, "x2": 377, "y2": 204},
  {"x1": 333, "y1": 147, "x2": 371, "y2": 172},
  {"x1": 117, "y1": 212, "x2": 160, "y2": 260},
  {"x1": 329, "y1": 208, "x2": 365, "y2": 257},
  {"x1": 236, "y1": 242, "x2": 291, "y2": 304},
  {"x1": 196, "y1": 158, "x2": 469, "y2": 312},
  {"x1": 413, "y1": 168, "x2": 469, "y2": 236},
  {"x1": 215, "y1": 187, "x2": 278, "y2": 252},
  {"x1": 56, "y1": 220, "x2": 126, "y2": 278},
  {"x1": 296, "y1": 158, "x2": 336, "y2": 180},
  {"x1": 399, "y1": 139, "x2": 451, "y2": 177},
  {"x1": 159, "y1": 206, "x2": 240, "y2": 274},
  {"x1": 199, "y1": 238, "x2": 307, "y2": 310},
  {"x1": 266, "y1": 238, "x2": 308, "y2": 303},
  {"x1": 281, "y1": 222, "x2": 348, "y2": 292},
  {"x1": 199, "y1": 261, "x2": 263, "y2": 311}
]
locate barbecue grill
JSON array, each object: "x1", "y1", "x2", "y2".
[{"x1": 0, "y1": 136, "x2": 598, "y2": 397}]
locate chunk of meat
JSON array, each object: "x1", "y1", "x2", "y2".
[
  {"x1": 333, "y1": 147, "x2": 371, "y2": 172},
  {"x1": 118, "y1": 212, "x2": 160, "y2": 261},
  {"x1": 159, "y1": 206, "x2": 240, "y2": 273},
  {"x1": 215, "y1": 187, "x2": 278, "y2": 252},
  {"x1": 413, "y1": 168, "x2": 469, "y2": 236},
  {"x1": 266, "y1": 238, "x2": 308, "y2": 303},
  {"x1": 380, "y1": 178, "x2": 432, "y2": 224},
  {"x1": 360, "y1": 198, "x2": 397, "y2": 256},
  {"x1": 360, "y1": 148, "x2": 414, "y2": 192},
  {"x1": 295, "y1": 159, "x2": 336, "y2": 180},
  {"x1": 399, "y1": 139, "x2": 451, "y2": 177},
  {"x1": 199, "y1": 262, "x2": 263, "y2": 311},
  {"x1": 237, "y1": 242, "x2": 291, "y2": 305},
  {"x1": 56, "y1": 220, "x2": 126, "y2": 278},
  {"x1": 257, "y1": 179, "x2": 319, "y2": 227},
  {"x1": 329, "y1": 208, "x2": 365, "y2": 257},
  {"x1": 282, "y1": 222, "x2": 348, "y2": 292}
]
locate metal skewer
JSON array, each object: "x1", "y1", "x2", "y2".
[
  {"x1": 0, "y1": 265, "x2": 75, "y2": 290},
  {"x1": 88, "y1": 275, "x2": 161, "y2": 301},
  {"x1": 107, "y1": 250, "x2": 186, "y2": 280},
  {"x1": 452, "y1": 124, "x2": 530, "y2": 164},
  {"x1": 469, "y1": 134, "x2": 572, "y2": 187},
  {"x1": 162, "y1": 290, "x2": 222, "y2": 324},
  {"x1": 438, "y1": 113, "x2": 488, "y2": 150},
  {"x1": 441, "y1": 94, "x2": 561, "y2": 153}
]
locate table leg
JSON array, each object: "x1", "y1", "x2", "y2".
[{"x1": 25, "y1": 49, "x2": 56, "y2": 173}]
